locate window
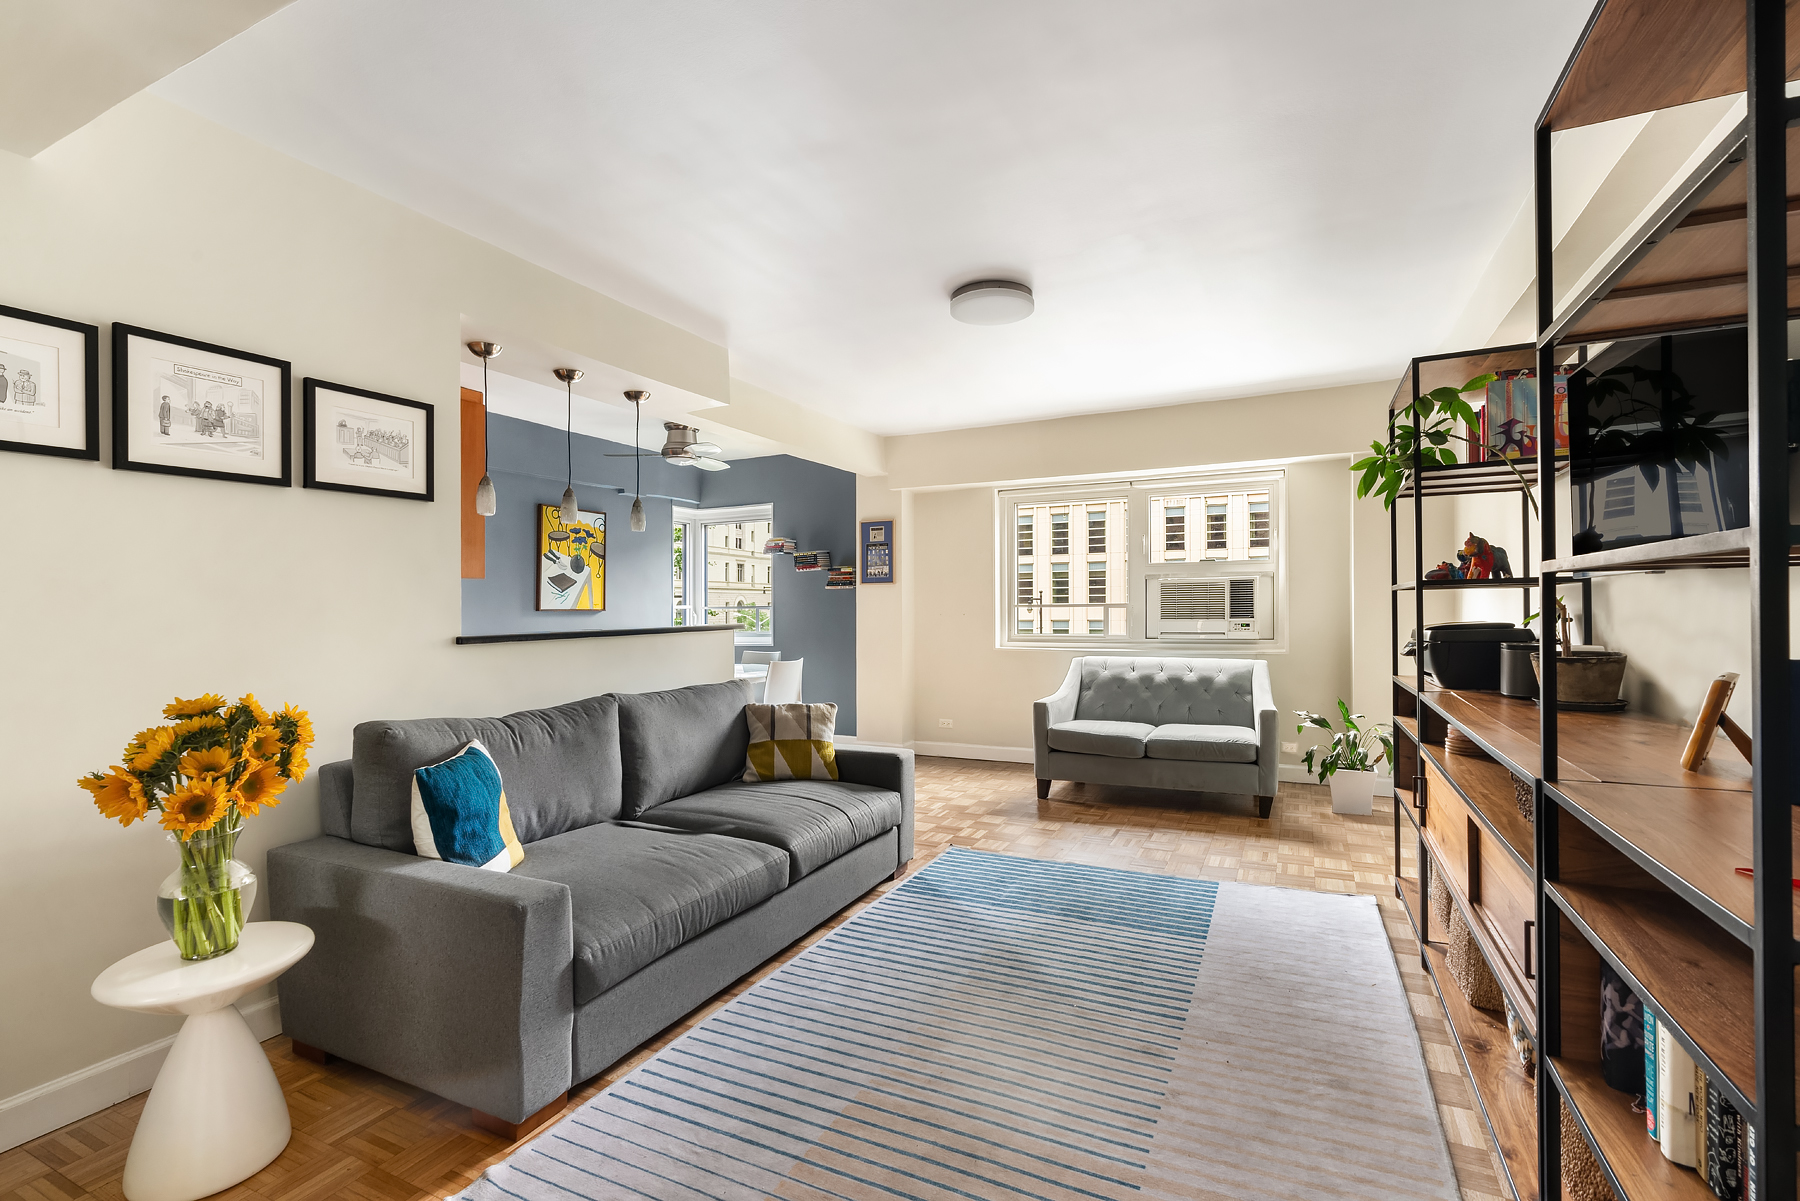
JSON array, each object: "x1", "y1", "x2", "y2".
[
  {"x1": 1003, "y1": 476, "x2": 1281, "y2": 648},
  {"x1": 672, "y1": 504, "x2": 774, "y2": 642}
]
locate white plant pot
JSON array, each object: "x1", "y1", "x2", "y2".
[{"x1": 1328, "y1": 769, "x2": 1377, "y2": 816}]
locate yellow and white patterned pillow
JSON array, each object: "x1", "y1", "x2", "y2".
[{"x1": 743, "y1": 703, "x2": 839, "y2": 782}]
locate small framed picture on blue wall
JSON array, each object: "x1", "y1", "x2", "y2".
[{"x1": 860, "y1": 519, "x2": 895, "y2": 584}]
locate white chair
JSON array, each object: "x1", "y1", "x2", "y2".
[
  {"x1": 764, "y1": 658, "x2": 804, "y2": 705},
  {"x1": 740, "y1": 650, "x2": 781, "y2": 666}
]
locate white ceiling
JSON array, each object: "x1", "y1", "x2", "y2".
[{"x1": 155, "y1": 0, "x2": 1594, "y2": 436}]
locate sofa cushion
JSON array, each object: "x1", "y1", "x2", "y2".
[
  {"x1": 351, "y1": 695, "x2": 622, "y2": 853},
  {"x1": 1144, "y1": 723, "x2": 1261, "y2": 763},
  {"x1": 512, "y1": 822, "x2": 789, "y2": 1004},
  {"x1": 617, "y1": 680, "x2": 755, "y2": 817},
  {"x1": 1074, "y1": 658, "x2": 1257, "y2": 728},
  {"x1": 1046, "y1": 720, "x2": 1154, "y2": 758},
  {"x1": 647, "y1": 779, "x2": 901, "y2": 883}
]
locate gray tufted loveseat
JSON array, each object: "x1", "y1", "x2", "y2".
[{"x1": 1032, "y1": 656, "x2": 1279, "y2": 817}]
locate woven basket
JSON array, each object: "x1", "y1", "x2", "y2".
[
  {"x1": 1445, "y1": 901, "x2": 1504, "y2": 1010},
  {"x1": 1535, "y1": 1080, "x2": 1618, "y2": 1201},
  {"x1": 1429, "y1": 871, "x2": 1452, "y2": 931},
  {"x1": 1513, "y1": 773, "x2": 1534, "y2": 823}
]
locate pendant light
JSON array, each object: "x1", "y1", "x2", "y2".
[
  {"x1": 553, "y1": 367, "x2": 584, "y2": 522},
  {"x1": 468, "y1": 341, "x2": 502, "y2": 516},
  {"x1": 625, "y1": 389, "x2": 648, "y2": 532}
]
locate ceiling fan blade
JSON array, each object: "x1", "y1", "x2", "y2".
[
  {"x1": 691, "y1": 457, "x2": 730, "y2": 471},
  {"x1": 687, "y1": 441, "x2": 722, "y2": 455},
  {"x1": 666, "y1": 456, "x2": 698, "y2": 467}
]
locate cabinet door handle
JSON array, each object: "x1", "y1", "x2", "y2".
[{"x1": 1524, "y1": 919, "x2": 1536, "y2": 980}]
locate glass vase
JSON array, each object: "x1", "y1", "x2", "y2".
[{"x1": 157, "y1": 817, "x2": 256, "y2": 960}]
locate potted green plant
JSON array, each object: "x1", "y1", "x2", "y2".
[
  {"x1": 1296, "y1": 701, "x2": 1395, "y2": 816},
  {"x1": 1352, "y1": 372, "x2": 1539, "y2": 514}
]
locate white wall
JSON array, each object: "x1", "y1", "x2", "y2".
[
  {"x1": 855, "y1": 381, "x2": 1395, "y2": 760},
  {"x1": 0, "y1": 93, "x2": 883, "y2": 1141}
]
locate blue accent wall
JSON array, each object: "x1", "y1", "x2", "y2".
[
  {"x1": 462, "y1": 421, "x2": 858, "y2": 734},
  {"x1": 459, "y1": 413, "x2": 701, "y2": 636},
  {"x1": 701, "y1": 455, "x2": 858, "y2": 734}
]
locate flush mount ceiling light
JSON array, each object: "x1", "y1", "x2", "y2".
[{"x1": 949, "y1": 279, "x2": 1033, "y2": 325}]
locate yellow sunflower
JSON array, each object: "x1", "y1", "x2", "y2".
[
  {"x1": 233, "y1": 760, "x2": 288, "y2": 815},
  {"x1": 78, "y1": 767, "x2": 150, "y2": 827},
  {"x1": 160, "y1": 777, "x2": 229, "y2": 836},
  {"x1": 244, "y1": 725, "x2": 284, "y2": 759},
  {"x1": 283, "y1": 742, "x2": 311, "y2": 782},
  {"x1": 163, "y1": 693, "x2": 226, "y2": 720},
  {"x1": 275, "y1": 703, "x2": 314, "y2": 748},
  {"x1": 238, "y1": 693, "x2": 271, "y2": 724},
  {"x1": 127, "y1": 726, "x2": 178, "y2": 772},
  {"x1": 179, "y1": 746, "x2": 233, "y2": 779},
  {"x1": 172, "y1": 714, "x2": 227, "y2": 740}
]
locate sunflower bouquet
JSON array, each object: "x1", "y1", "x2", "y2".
[{"x1": 79, "y1": 693, "x2": 314, "y2": 960}]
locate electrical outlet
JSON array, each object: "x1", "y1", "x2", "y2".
[
  {"x1": 1281, "y1": 741, "x2": 1298, "y2": 754},
  {"x1": 938, "y1": 718, "x2": 954, "y2": 728}
]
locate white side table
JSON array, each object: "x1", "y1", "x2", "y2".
[{"x1": 92, "y1": 921, "x2": 314, "y2": 1201}]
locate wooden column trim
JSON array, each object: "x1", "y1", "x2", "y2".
[{"x1": 461, "y1": 387, "x2": 486, "y2": 579}]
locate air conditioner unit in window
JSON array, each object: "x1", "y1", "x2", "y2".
[{"x1": 1146, "y1": 568, "x2": 1274, "y2": 640}]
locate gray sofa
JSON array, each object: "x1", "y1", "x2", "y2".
[
  {"x1": 268, "y1": 679, "x2": 912, "y2": 1134},
  {"x1": 1033, "y1": 656, "x2": 1279, "y2": 817}
]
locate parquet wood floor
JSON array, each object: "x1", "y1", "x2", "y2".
[{"x1": 3, "y1": 759, "x2": 1505, "y2": 1201}]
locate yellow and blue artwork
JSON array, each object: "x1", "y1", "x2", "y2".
[{"x1": 537, "y1": 505, "x2": 606, "y2": 611}]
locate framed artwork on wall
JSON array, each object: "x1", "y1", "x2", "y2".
[
  {"x1": 302, "y1": 378, "x2": 434, "y2": 501},
  {"x1": 112, "y1": 323, "x2": 291, "y2": 486},
  {"x1": 860, "y1": 519, "x2": 895, "y2": 584},
  {"x1": 0, "y1": 303, "x2": 99, "y2": 460},
  {"x1": 538, "y1": 504, "x2": 606, "y2": 611}
]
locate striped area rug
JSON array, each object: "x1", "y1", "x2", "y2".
[{"x1": 459, "y1": 846, "x2": 1459, "y2": 1201}]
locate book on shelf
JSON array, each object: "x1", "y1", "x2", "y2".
[
  {"x1": 1645, "y1": 1009, "x2": 1659, "y2": 1140},
  {"x1": 1706, "y1": 1074, "x2": 1746, "y2": 1200},
  {"x1": 1657, "y1": 1023, "x2": 1699, "y2": 1167},
  {"x1": 1600, "y1": 961, "x2": 1644, "y2": 1095}
]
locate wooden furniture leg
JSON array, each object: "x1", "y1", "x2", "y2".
[
  {"x1": 472, "y1": 1092, "x2": 569, "y2": 1143},
  {"x1": 1036, "y1": 778, "x2": 1050, "y2": 799},
  {"x1": 1256, "y1": 795, "x2": 1274, "y2": 819},
  {"x1": 290, "y1": 1039, "x2": 333, "y2": 1065}
]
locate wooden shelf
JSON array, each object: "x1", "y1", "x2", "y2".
[
  {"x1": 1422, "y1": 835, "x2": 1538, "y2": 1037},
  {"x1": 1390, "y1": 344, "x2": 1538, "y2": 413},
  {"x1": 1543, "y1": 0, "x2": 1800, "y2": 131},
  {"x1": 1546, "y1": 881, "x2": 1756, "y2": 1114},
  {"x1": 1394, "y1": 578, "x2": 1541, "y2": 592},
  {"x1": 1421, "y1": 936, "x2": 1539, "y2": 1201},
  {"x1": 1550, "y1": 1056, "x2": 1715, "y2": 1201},
  {"x1": 1549, "y1": 780, "x2": 1795, "y2": 945},
  {"x1": 1421, "y1": 740, "x2": 1535, "y2": 871}
]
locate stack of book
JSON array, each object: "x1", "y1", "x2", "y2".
[
  {"x1": 762, "y1": 537, "x2": 799, "y2": 555},
  {"x1": 793, "y1": 551, "x2": 831, "y2": 572},
  {"x1": 825, "y1": 566, "x2": 855, "y2": 589},
  {"x1": 1643, "y1": 1009, "x2": 1747, "y2": 1198}
]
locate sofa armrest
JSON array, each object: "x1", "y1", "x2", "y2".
[
  {"x1": 268, "y1": 836, "x2": 573, "y2": 1123},
  {"x1": 1251, "y1": 660, "x2": 1279, "y2": 798},
  {"x1": 1033, "y1": 659, "x2": 1082, "y2": 777},
  {"x1": 836, "y1": 745, "x2": 914, "y2": 865}
]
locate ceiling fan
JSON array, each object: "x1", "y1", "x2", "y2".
[{"x1": 604, "y1": 406, "x2": 731, "y2": 471}]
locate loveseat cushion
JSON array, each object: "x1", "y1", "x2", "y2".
[
  {"x1": 1046, "y1": 720, "x2": 1154, "y2": 758},
  {"x1": 1144, "y1": 723, "x2": 1261, "y2": 763},
  {"x1": 351, "y1": 695, "x2": 622, "y2": 853},
  {"x1": 647, "y1": 780, "x2": 902, "y2": 883},
  {"x1": 617, "y1": 680, "x2": 755, "y2": 817},
  {"x1": 1074, "y1": 658, "x2": 1257, "y2": 728},
  {"x1": 511, "y1": 822, "x2": 789, "y2": 1004}
]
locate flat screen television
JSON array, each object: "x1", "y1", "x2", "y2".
[{"x1": 1566, "y1": 328, "x2": 1757, "y2": 556}]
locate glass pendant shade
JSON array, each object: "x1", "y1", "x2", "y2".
[
  {"x1": 475, "y1": 473, "x2": 497, "y2": 516},
  {"x1": 630, "y1": 495, "x2": 646, "y2": 532},
  {"x1": 560, "y1": 485, "x2": 579, "y2": 522}
]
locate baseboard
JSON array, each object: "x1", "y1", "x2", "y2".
[
  {"x1": 0, "y1": 995, "x2": 281, "y2": 1152},
  {"x1": 910, "y1": 741, "x2": 1034, "y2": 764}
]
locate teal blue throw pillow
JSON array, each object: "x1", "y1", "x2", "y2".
[{"x1": 409, "y1": 740, "x2": 524, "y2": 872}]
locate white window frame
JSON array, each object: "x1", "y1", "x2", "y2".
[
  {"x1": 673, "y1": 503, "x2": 775, "y2": 645},
  {"x1": 995, "y1": 470, "x2": 1288, "y2": 653}
]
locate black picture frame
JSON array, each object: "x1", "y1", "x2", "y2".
[
  {"x1": 302, "y1": 378, "x2": 435, "y2": 502},
  {"x1": 0, "y1": 302, "x2": 100, "y2": 461},
  {"x1": 111, "y1": 323, "x2": 292, "y2": 486}
]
